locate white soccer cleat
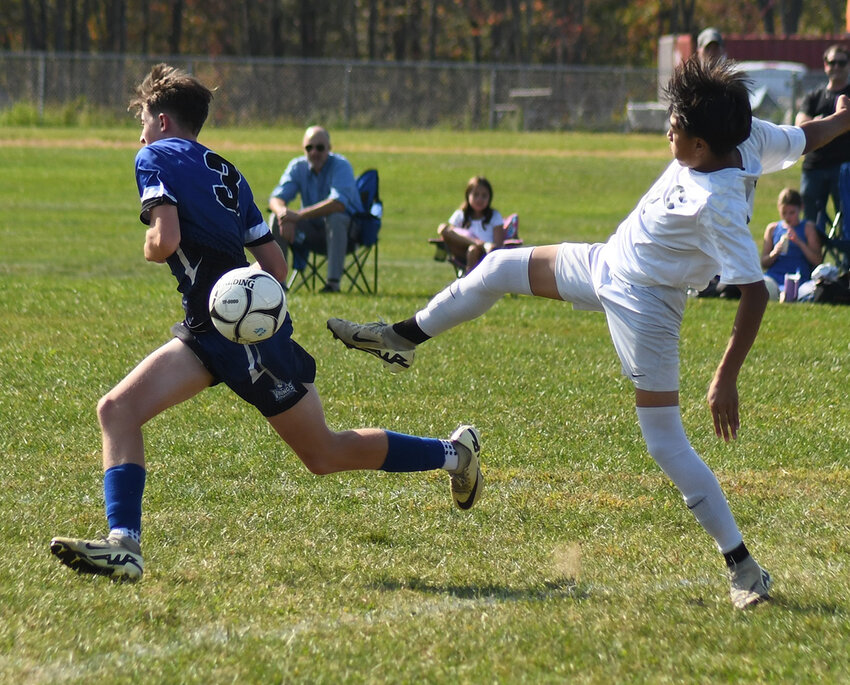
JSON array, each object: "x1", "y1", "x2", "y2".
[
  {"x1": 326, "y1": 318, "x2": 415, "y2": 373},
  {"x1": 448, "y1": 425, "x2": 483, "y2": 511},
  {"x1": 728, "y1": 556, "x2": 771, "y2": 609},
  {"x1": 50, "y1": 532, "x2": 144, "y2": 581}
]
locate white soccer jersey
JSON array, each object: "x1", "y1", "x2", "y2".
[{"x1": 601, "y1": 119, "x2": 806, "y2": 289}]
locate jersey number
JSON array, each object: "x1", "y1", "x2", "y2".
[{"x1": 205, "y1": 151, "x2": 241, "y2": 213}]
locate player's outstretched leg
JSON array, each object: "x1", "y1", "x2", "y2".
[
  {"x1": 448, "y1": 425, "x2": 483, "y2": 510},
  {"x1": 728, "y1": 556, "x2": 772, "y2": 609},
  {"x1": 328, "y1": 247, "x2": 536, "y2": 373},
  {"x1": 326, "y1": 319, "x2": 416, "y2": 373},
  {"x1": 50, "y1": 532, "x2": 144, "y2": 581}
]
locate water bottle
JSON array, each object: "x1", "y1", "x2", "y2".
[{"x1": 783, "y1": 271, "x2": 800, "y2": 302}]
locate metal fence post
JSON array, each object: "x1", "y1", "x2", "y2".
[
  {"x1": 343, "y1": 63, "x2": 352, "y2": 125},
  {"x1": 489, "y1": 68, "x2": 497, "y2": 129},
  {"x1": 790, "y1": 73, "x2": 800, "y2": 125},
  {"x1": 37, "y1": 52, "x2": 46, "y2": 121}
]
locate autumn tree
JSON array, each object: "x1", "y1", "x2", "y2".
[{"x1": 0, "y1": 0, "x2": 844, "y2": 66}]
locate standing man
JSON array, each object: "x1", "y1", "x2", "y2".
[
  {"x1": 796, "y1": 44, "x2": 850, "y2": 233},
  {"x1": 269, "y1": 126, "x2": 363, "y2": 293},
  {"x1": 696, "y1": 27, "x2": 725, "y2": 65}
]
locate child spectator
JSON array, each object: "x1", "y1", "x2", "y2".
[
  {"x1": 437, "y1": 176, "x2": 505, "y2": 274},
  {"x1": 761, "y1": 187, "x2": 822, "y2": 301}
]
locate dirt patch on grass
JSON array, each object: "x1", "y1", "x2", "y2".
[{"x1": 0, "y1": 134, "x2": 670, "y2": 159}]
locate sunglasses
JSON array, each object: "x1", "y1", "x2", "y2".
[
  {"x1": 304, "y1": 144, "x2": 326, "y2": 152},
  {"x1": 825, "y1": 59, "x2": 848, "y2": 67}
]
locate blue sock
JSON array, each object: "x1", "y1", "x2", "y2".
[
  {"x1": 380, "y1": 432, "x2": 449, "y2": 472},
  {"x1": 104, "y1": 463, "x2": 146, "y2": 540}
]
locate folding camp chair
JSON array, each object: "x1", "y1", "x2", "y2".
[
  {"x1": 822, "y1": 163, "x2": 850, "y2": 272},
  {"x1": 429, "y1": 213, "x2": 523, "y2": 278},
  {"x1": 822, "y1": 211, "x2": 850, "y2": 271},
  {"x1": 274, "y1": 169, "x2": 382, "y2": 294}
]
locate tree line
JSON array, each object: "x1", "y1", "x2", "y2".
[{"x1": 2, "y1": 0, "x2": 844, "y2": 67}]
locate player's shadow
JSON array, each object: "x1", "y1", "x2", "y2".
[
  {"x1": 765, "y1": 596, "x2": 845, "y2": 615},
  {"x1": 370, "y1": 576, "x2": 590, "y2": 602}
]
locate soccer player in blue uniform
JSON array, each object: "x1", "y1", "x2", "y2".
[{"x1": 49, "y1": 64, "x2": 482, "y2": 581}]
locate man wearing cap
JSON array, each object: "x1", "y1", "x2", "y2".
[
  {"x1": 697, "y1": 28, "x2": 725, "y2": 64},
  {"x1": 796, "y1": 44, "x2": 850, "y2": 235}
]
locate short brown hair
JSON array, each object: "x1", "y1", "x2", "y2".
[
  {"x1": 777, "y1": 187, "x2": 802, "y2": 208},
  {"x1": 128, "y1": 63, "x2": 213, "y2": 135}
]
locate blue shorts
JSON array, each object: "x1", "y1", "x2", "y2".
[{"x1": 172, "y1": 320, "x2": 316, "y2": 417}]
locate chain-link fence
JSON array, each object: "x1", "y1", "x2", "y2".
[
  {"x1": 0, "y1": 51, "x2": 662, "y2": 131},
  {"x1": 0, "y1": 51, "x2": 828, "y2": 132}
]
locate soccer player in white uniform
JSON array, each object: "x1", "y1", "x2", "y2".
[
  {"x1": 328, "y1": 58, "x2": 850, "y2": 609},
  {"x1": 49, "y1": 64, "x2": 483, "y2": 582}
]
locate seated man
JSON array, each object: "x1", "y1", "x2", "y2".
[{"x1": 269, "y1": 126, "x2": 363, "y2": 292}]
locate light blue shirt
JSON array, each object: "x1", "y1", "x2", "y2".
[{"x1": 270, "y1": 153, "x2": 363, "y2": 215}]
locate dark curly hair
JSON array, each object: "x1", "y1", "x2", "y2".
[
  {"x1": 664, "y1": 58, "x2": 752, "y2": 155},
  {"x1": 128, "y1": 63, "x2": 213, "y2": 135}
]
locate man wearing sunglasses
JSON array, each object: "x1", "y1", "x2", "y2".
[
  {"x1": 269, "y1": 126, "x2": 363, "y2": 292},
  {"x1": 796, "y1": 44, "x2": 850, "y2": 234}
]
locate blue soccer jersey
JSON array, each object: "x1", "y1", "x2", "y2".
[{"x1": 134, "y1": 138, "x2": 272, "y2": 331}]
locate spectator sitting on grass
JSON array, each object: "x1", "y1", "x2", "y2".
[{"x1": 761, "y1": 187, "x2": 822, "y2": 302}]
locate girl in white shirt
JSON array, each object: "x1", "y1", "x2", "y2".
[{"x1": 438, "y1": 176, "x2": 505, "y2": 274}]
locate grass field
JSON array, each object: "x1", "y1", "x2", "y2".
[{"x1": 2, "y1": 125, "x2": 850, "y2": 684}]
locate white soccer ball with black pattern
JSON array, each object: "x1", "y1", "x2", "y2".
[{"x1": 209, "y1": 267, "x2": 286, "y2": 344}]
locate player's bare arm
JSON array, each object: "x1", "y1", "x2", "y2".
[
  {"x1": 794, "y1": 111, "x2": 813, "y2": 126},
  {"x1": 708, "y1": 280, "x2": 768, "y2": 442},
  {"x1": 144, "y1": 204, "x2": 181, "y2": 263},
  {"x1": 799, "y1": 94, "x2": 850, "y2": 154},
  {"x1": 248, "y1": 239, "x2": 289, "y2": 283}
]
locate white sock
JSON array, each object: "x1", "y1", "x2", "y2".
[
  {"x1": 110, "y1": 527, "x2": 141, "y2": 544},
  {"x1": 441, "y1": 440, "x2": 459, "y2": 471},
  {"x1": 415, "y1": 247, "x2": 533, "y2": 338},
  {"x1": 636, "y1": 405, "x2": 743, "y2": 553}
]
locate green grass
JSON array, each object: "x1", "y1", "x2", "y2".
[{"x1": 2, "y1": 126, "x2": 850, "y2": 683}]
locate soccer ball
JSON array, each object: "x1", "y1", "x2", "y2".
[{"x1": 208, "y1": 267, "x2": 286, "y2": 344}]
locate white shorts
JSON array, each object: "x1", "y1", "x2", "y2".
[{"x1": 553, "y1": 243, "x2": 686, "y2": 392}]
